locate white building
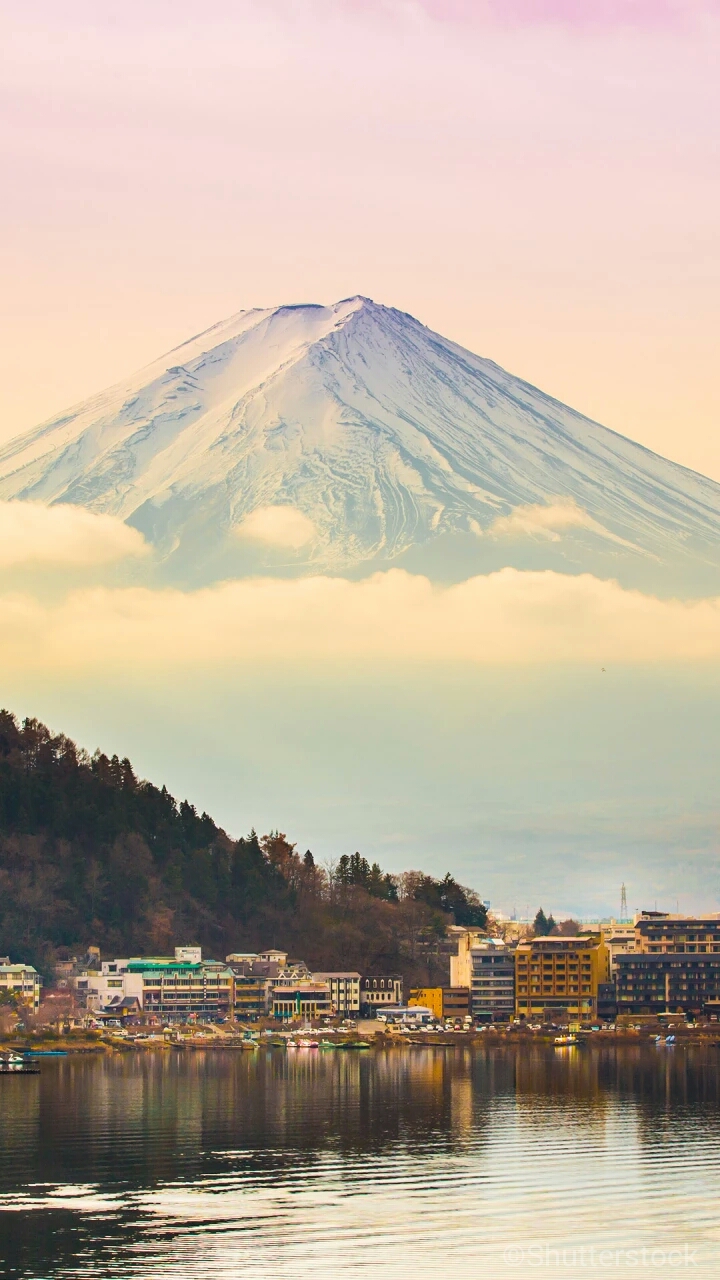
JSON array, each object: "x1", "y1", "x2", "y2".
[
  {"x1": 83, "y1": 959, "x2": 144, "y2": 1011},
  {"x1": 388, "y1": 1006, "x2": 434, "y2": 1025},
  {"x1": 450, "y1": 931, "x2": 487, "y2": 987},
  {"x1": 0, "y1": 959, "x2": 41, "y2": 1011},
  {"x1": 600, "y1": 923, "x2": 637, "y2": 975}
]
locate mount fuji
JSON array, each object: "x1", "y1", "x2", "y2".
[{"x1": 2, "y1": 296, "x2": 719, "y2": 592}]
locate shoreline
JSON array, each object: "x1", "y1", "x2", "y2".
[{"x1": 4, "y1": 1029, "x2": 720, "y2": 1054}]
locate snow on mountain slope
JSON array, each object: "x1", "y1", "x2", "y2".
[{"x1": 1, "y1": 297, "x2": 719, "y2": 590}]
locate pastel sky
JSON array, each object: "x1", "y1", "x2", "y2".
[
  {"x1": 1, "y1": 0, "x2": 719, "y2": 476},
  {"x1": 1, "y1": 1, "x2": 719, "y2": 919}
]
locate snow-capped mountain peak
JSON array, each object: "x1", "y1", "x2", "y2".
[{"x1": 1, "y1": 297, "x2": 719, "y2": 592}]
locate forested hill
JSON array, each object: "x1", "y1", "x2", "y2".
[{"x1": 0, "y1": 712, "x2": 486, "y2": 982}]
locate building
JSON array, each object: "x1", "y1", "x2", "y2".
[
  {"x1": 272, "y1": 981, "x2": 332, "y2": 1020},
  {"x1": 360, "y1": 975, "x2": 403, "y2": 1013},
  {"x1": 257, "y1": 949, "x2": 288, "y2": 966},
  {"x1": 84, "y1": 959, "x2": 144, "y2": 1011},
  {"x1": 312, "y1": 972, "x2": 361, "y2": 1016},
  {"x1": 388, "y1": 1005, "x2": 434, "y2": 1025},
  {"x1": 514, "y1": 935, "x2": 610, "y2": 1021},
  {"x1": 226, "y1": 951, "x2": 316, "y2": 1018},
  {"x1": 129, "y1": 953, "x2": 233, "y2": 1021},
  {"x1": 409, "y1": 987, "x2": 470, "y2": 1020},
  {"x1": 470, "y1": 942, "x2": 516, "y2": 1022},
  {"x1": 86, "y1": 948, "x2": 233, "y2": 1022},
  {"x1": 442, "y1": 987, "x2": 471, "y2": 1019},
  {"x1": 0, "y1": 959, "x2": 41, "y2": 1011},
  {"x1": 449, "y1": 930, "x2": 487, "y2": 987},
  {"x1": 409, "y1": 987, "x2": 443, "y2": 1019},
  {"x1": 616, "y1": 953, "x2": 720, "y2": 1016},
  {"x1": 600, "y1": 923, "x2": 637, "y2": 975},
  {"x1": 231, "y1": 973, "x2": 271, "y2": 1020},
  {"x1": 93, "y1": 996, "x2": 142, "y2": 1024},
  {"x1": 633, "y1": 912, "x2": 720, "y2": 954},
  {"x1": 597, "y1": 982, "x2": 617, "y2": 1021}
]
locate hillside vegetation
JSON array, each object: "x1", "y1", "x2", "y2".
[{"x1": 0, "y1": 712, "x2": 486, "y2": 983}]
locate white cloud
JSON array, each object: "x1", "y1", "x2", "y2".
[
  {"x1": 484, "y1": 499, "x2": 634, "y2": 547},
  {"x1": 2, "y1": 568, "x2": 720, "y2": 671},
  {"x1": 235, "y1": 505, "x2": 316, "y2": 549},
  {"x1": 0, "y1": 501, "x2": 147, "y2": 566}
]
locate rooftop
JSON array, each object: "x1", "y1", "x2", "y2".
[{"x1": 311, "y1": 971, "x2": 361, "y2": 979}]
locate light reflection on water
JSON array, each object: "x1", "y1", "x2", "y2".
[{"x1": 1, "y1": 1046, "x2": 720, "y2": 1278}]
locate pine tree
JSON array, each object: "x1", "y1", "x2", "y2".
[{"x1": 533, "y1": 908, "x2": 550, "y2": 936}]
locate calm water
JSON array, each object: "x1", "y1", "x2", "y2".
[{"x1": 2, "y1": 1045, "x2": 720, "y2": 1278}]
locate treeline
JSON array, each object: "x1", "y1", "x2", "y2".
[{"x1": 0, "y1": 712, "x2": 486, "y2": 983}]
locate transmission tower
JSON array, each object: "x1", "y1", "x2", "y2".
[{"x1": 620, "y1": 883, "x2": 628, "y2": 919}]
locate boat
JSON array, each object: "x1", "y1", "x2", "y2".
[
  {"x1": 554, "y1": 1034, "x2": 577, "y2": 1047},
  {"x1": 297, "y1": 1038, "x2": 319, "y2": 1048},
  {"x1": 0, "y1": 1053, "x2": 40, "y2": 1075},
  {"x1": 343, "y1": 1040, "x2": 371, "y2": 1050},
  {"x1": 22, "y1": 1049, "x2": 68, "y2": 1057},
  {"x1": 319, "y1": 1039, "x2": 338, "y2": 1049}
]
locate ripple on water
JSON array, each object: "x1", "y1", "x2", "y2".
[{"x1": 1, "y1": 1047, "x2": 720, "y2": 1278}]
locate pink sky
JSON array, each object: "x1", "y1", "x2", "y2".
[{"x1": 1, "y1": 1, "x2": 719, "y2": 476}]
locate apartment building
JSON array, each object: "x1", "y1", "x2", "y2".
[
  {"x1": 515, "y1": 935, "x2": 610, "y2": 1021},
  {"x1": 634, "y1": 913, "x2": 720, "y2": 954},
  {"x1": 0, "y1": 959, "x2": 41, "y2": 1011},
  {"x1": 311, "y1": 972, "x2": 361, "y2": 1016},
  {"x1": 470, "y1": 942, "x2": 516, "y2": 1022},
  {"x1": 616, "y1": 953, "x2": 720, "y2": 1016}
]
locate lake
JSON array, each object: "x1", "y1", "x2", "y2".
[{"x1": 2, "y1": 1045, "x2": 720, "y2": 1278}]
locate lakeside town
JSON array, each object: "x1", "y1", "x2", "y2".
[{"x1": 5, "y1": 909, "x2": 720, "y2": 1050}]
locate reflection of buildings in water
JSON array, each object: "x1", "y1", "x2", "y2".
[
  {"x1": 23, "y1": 1045, "x2": 720, "y2": 1193},
  {"x1": 0, "y1": 1071, "x2": 41, "y2": 1178},
  {"x1": 502, "y1": 1047, "x2": 617, "y2": 1144},
  {"x1": 450, "y1": 1072, "x2": 473, "y2": 1137}
]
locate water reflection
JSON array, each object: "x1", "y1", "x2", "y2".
[{"x1": 1, "y1": 1046, "x2": 720, "y2": 1278}]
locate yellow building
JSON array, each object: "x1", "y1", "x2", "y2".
[
  {"x1": 409, "y1": 987, "x2": 470, "y2": 1020},
  {"x1": 409, "y1": 987, "x2": 443, "y2": 1018},
  {"x1": 514, "y1": 936, "x2": 609, "y2": 1021}
]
